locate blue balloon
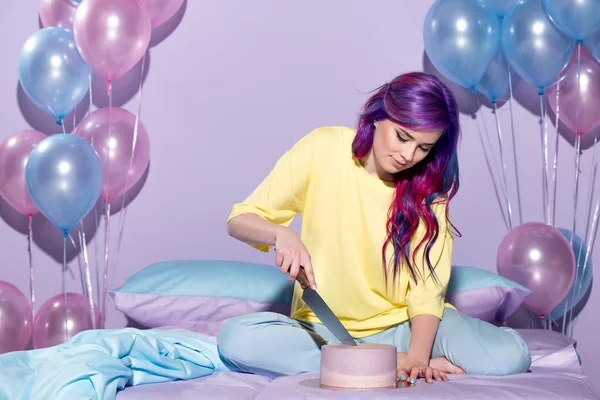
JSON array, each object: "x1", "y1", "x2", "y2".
[
  {"x1": 423, "y1": 0, "x2": 501, "y2": 89},
  {"x1": 25, "y1": 134, "x2": 103, "y2": 233},
  {"x1": 584, "y1": 26, "x2": 600, "y2": 63},
  {"x1": 542, "y1": 0, "x2": 600, "y2": 41},
  {"x1": 550, "y1": 228, "x2": 594, "y2": 321},
  {"x1": 485, "y1": 0, "x2": 521, "y2": 17},
  {"x1": 476, "y1": 46, "x2": 516, "y2": 101},
  {"x1": 501, "y1": 0, "x2": 575, "y2": 90},
  {"x1": 19, "y1": 27, "x2": 91, "y2": 122}
]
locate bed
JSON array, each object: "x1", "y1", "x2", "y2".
[
  {"x1": 3, "y1": 261, "x2": 596, "y2": 399},
  {"x1": 1, "y1": 324, "x2": 596, "y2": 400},
  {"x1": 113, "y1": 328, "x2": 597, "y2": 400}
]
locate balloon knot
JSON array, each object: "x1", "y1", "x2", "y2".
[
  {"x1": 540, "y1": 314, "x2": 545, "y2": 319},
  {"x1": 470, "y1": 87, "x2": 477, "y2": 94},
  {"x1": 63, "y1": 231, "x2": 69, "y2": 238},
  {"x1": 538, "y1": 88, "x2": 544, "y2": 96},
  {"x1": 56, "y1": 119, "x2": 63, "y2": 126}
]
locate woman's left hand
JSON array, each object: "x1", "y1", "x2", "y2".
[
  {"x1": 397, "y1": 363, "x2": 445, "y2": 384},
  {"x1": 397, "y1": 353, "x2": 447, "y2": 384}
]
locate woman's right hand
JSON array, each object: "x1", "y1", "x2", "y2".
[{"x1": 274, "y1": 227, "x2": 317, "y2": 290}]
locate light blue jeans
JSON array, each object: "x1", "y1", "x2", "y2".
[{"x1": 217, "y1": 308, "x2": 531, "y2": 379}]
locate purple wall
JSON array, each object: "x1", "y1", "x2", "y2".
[{"x1": 0, "y1": 0, "x2": 597, "y2": 393}]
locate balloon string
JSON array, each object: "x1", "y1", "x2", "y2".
[
  {"x1": 77, "y1": 228, "x2": 88, "y2": 298},
  {"x1": 544, "y1": 95, "x2": 551, "y2": 225},
  {"x1": 538, "y1": 92, "x2": 549, "y2": 225},
  {"x1": 546, "y1": 72, "x2": 569, "y2": 90},
  {"x1": 493, "y1": 101, "x2": 513, "y2": 229},
  {"x1": 78, "y1": 221, "x2": 96, "y2": 330},
  {"x1": 575, "y1": 181, "x2": 600, "y2": 334},
  {"x1": 101, "y1": 200, "x2": 111, "y2": 328},
  {"x1": 72, "y1": 98, "x2": 77, "y2": 132},
  {"x1": 574, "y1": 193, "x2": 600, "y2": 332},
  {"x1": 87, "y1": 73, "x2": 102, "y2": 316},
  {"x1": 110, "y1": 53, "x2": 147, "y2": 293},
  {"x1": 569, "y1": 138, "x2": 598, "y2": 337},
  {"x1": 27, "y1": 214, "x2": 34, "y2": 311},
  {"x1": 577, "y1": 135, "x2": 597, "y2": 301},
  {"x1": 99, "y1": 81, "x2": 113, "y2": 329},
  {"x1": 93, "y1": 212, "x2": 101, "y2": 313},
  {"x1": 566, "y1": 43, "x2": 583, "y2": 336},
  {"x1": 508, "y1": 68, "x2": 523, "y2": 225},
  {"x1": 63, "y1": 231, "x2": 68, "y2": 343},
  {"x1": 475, "y1": 95, "x2": 512, "y2": 229},
  {"x1": 88, "y1": 73, "x2": 94, "y2": 116},
  {"x1": 570, "y1": 43, "x2": 583, "y2": 249},
  {"x1": 550, "y1": 80, "x2": 561, "y2": 226}
]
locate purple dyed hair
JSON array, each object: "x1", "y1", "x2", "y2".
[{"x1": 352, "y1": 72, "x2": 461, "y2": 285}]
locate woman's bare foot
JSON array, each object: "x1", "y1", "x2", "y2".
[{"x1": 430, "y1": 356, "x2": 465, "y2": 375}]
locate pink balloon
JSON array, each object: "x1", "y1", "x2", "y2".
[
  {"x1": 73, "y1": 0, "x2": 152, "y2": 82},
  {"x1": 0, "y1": 281, "x2": 33, "y2": 354},
  {"x1": 33, "y1": 292, "x2": 101, "y2": 349},
  {"x1": 546, "y1": 46, "x2": 600, "y2": 135},
  {"x1": 0, "y1": 130, "x2": 47, "y2": 216},
  {"x1": 142, "y1": 0, "x2": 184, "y2": 28},
  {"x1": 39, "y1": 0, "x2": 78, "y2": 30},
  {"x1": 75, "y1": 107, "x2": 150, "y2": 201},
  {"x1": 497, "y1": 222, "x2": 575, "y2": 315}
]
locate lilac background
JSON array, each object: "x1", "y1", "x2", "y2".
[{"x1": 0, "y1": 0, "x2": 597, "y2": 394}]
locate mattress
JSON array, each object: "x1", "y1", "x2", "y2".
[
  {"x1": 116, "y1": 329, "x2": 599, "y2": 400},
  {"x1": 116, "y1": 372, "x2": 271, "y2": 400}
]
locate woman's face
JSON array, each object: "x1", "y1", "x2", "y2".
[{"x1": 366, "y1": 119, "x2": 442, "y2": 181}]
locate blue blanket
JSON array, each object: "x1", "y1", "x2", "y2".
[{"x1": 0, "y1": 328, "x2": 233, "y2": 400}]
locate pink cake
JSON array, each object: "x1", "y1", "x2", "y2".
[{"x1": 319, "y1": 343, "x2": 398, "y2": 390}]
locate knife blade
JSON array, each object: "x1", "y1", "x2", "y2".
[{"x1": 296, "y1": 267, "x2": 357, "y2": 346}]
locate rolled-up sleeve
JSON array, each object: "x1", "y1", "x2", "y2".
[
  {"x1": 227, "y1": 131, "x2": 316, "y2": 252},
  {"x1": 406, "y1": 201, "x2": 453, "y2": 320}
]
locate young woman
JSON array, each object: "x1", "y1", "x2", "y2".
[{"x1": 218, "y1": 72, "x2": 531, "y2": 384}]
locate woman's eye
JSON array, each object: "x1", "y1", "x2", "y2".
[{"x1": 396, "y1": 133, "x2": 407, "y2": 142}]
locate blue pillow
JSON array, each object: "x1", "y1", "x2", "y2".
[
  {"x1": 110, "y1": 260, "x2": 294, "y2": 335},
  {"x1": 446, "y1": 265, "x2": 531, "y2": 323},
  {"x1": 111, "y1": 261, "x2": 530, "y2": 336}
]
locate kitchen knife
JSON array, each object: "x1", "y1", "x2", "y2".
[{"x1": 296, "y1": 266, "x2": 357, "y2": 346}]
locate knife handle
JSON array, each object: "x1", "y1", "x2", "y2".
[{"x1": 296, "y1": 266, "x2": 311, "y2": 290}]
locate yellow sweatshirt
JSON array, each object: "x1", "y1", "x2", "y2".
[{"x1": 228, "y1": 126, "x2": 454, "y2": 338}]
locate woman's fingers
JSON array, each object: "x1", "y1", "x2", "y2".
[
  {"x1": 397, "y1": 368, "x2": 409, "y2": 382},
  {"x1": 409, "y1": 366, "x2": 419, "y2": 383},
  {"x1": 301, "y1": 254, "x2": 317, "y2": 289},
  {"x1": 425, "y1": 367, "x2": 434, "y2": 384},
  {"x1": 277, "y1": 250, "x2": 291, "y2": 274},
  {"x1": 289, "y1": 253, "x2": 300, "y2": 281}
]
